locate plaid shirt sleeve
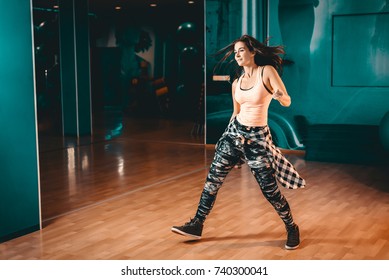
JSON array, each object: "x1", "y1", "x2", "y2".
[{"x1": 264, "y1": 129, "x2": 306, "y2": 189}]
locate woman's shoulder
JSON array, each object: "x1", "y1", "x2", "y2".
[
  {"x1": 233, "y1": 74, "x2": 242, "y2": 85},
  {"x1": 262, "y1": 65, "x2": 280, "y2": 79},
  {"x1": 232, "y1": 78, "x2": 238, "y2": 91},
  {"x1": 262, "y1": 65, "x2": 277, "y2": 72}
]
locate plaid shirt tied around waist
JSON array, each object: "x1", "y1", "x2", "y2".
[{"x1": 224, "y1": 118, "x2": 306, "y2": 190}]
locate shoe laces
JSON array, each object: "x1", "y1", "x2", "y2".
[{"x1": 185, "y1": 217, "x2": 200, "y2": 226}]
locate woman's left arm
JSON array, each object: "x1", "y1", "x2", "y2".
[{"x1": 266, "y1": 66, "x2": 291, "y2": 107}]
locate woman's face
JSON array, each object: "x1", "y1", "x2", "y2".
[{"x1": 234, "y1": 41, "x2": 254, "y2": 66}]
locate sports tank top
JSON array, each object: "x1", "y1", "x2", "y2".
[{"x1": 234, "y1": 66, "x2": 273, "y2": 127}]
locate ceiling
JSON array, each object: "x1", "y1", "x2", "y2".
[
  {"x1": 33, "y1": 0, "x2": 202, "y2": 14},
  {"x1": 32, "y1": 0, "x2": 204, "y2": 45},
  {"x1": 32, "y1": 0, "x2": 203, "y2": 28}
]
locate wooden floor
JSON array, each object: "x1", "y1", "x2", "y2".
[{"x1": 1, "y1": 113, "x2": 389, "y2": 260}]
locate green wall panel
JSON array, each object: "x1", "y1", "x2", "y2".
[
  {"x1": 268, "y1": 0, "x2": 389, "y2": 126},
  {"x1": 332, "y1": 13, "x2": 389, "y2": 87},
  {"x1": 268, "y1": 0, "x2": 389, "y2": 162},
  {"x1": 0, "y1": 0, "x2": 41, "y2": 242}
]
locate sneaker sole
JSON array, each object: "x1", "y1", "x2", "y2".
[
  {"x1": 285, "y1": 243, "x2": 300, "y2": 250},
  {"x1": 171, "y1": 227, "x2": 201, "y2": 239}
]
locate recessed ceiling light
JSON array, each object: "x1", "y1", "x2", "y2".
[
  {"x1": 53, "y1": 5, "x2": 59, "y2": 9},
  {"x1": 150, "y1": 3, "x2": 157, "y2": 7},
  {"x1": 115, "y1": 6, "x2": 122, "y2": 10},
  {"x1": 188, "y1": 1, "x2": 195, "y2": 4}
]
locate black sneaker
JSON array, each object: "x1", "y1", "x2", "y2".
[
  {"x1": 171, "y1": 217, "x2": 203, "y2": 239},
  {"x1": 285, "y1": 224, "x2": 300, "y2": 250}
]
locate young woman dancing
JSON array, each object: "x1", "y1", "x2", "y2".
[{"x1": 172, "y1": 35, "x2": 306, "y2": 250}]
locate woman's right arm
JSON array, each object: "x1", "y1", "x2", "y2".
[{"x1": 229, "y1": 79, "x2": 240, "y2": 122}]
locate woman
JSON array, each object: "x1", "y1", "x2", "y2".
[{"x1": 171, "y1": 35, "x2": 306, "y2": 250}]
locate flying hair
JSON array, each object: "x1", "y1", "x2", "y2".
[{"x1": 213, "y1": 34, "x2": 285, "y2": 82}]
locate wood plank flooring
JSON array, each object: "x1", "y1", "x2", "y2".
[{"x1": 1, "y1": 115, "x2": 389, "y2": 260}]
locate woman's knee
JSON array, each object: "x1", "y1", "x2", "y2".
[
  {"x1": 205, "y1": 153, "x2": 238, "y2": 194},
  {"x1": 251, "y1": 164, "x2": 276, "y2": 186}
]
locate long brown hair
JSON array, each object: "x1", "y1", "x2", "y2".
[{"x1": 213, "y1": 34, "x2": 285, "y2": 81}]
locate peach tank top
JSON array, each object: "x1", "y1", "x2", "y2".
[{"x1": 234, "y1": 67, "x2": 273, "y2": 127}]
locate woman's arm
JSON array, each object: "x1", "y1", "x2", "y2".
[
  {"x1": 265, "y1": 66, "x2": 291, "y2": 107},
  {"x1": 230, "y1": 79, "x2": 240, "y2": 122}
]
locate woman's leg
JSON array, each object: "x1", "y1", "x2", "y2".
[
  {"x1": 250, "y1": 163, "x2": 294, "y2": 227},
  {"x1": 244, "y1": 138, "x2": 295, "y2": 226},
  {"x1": 245, "y1": 141, "x2": 300, "y2": 249},
  {"x1": 195, "y1": 151, "x2": 238, "y2": 222},
  {"x1": 171, "y1": 134, "x2": 242, "y2": 238}
]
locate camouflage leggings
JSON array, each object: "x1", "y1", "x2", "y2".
[{"x1": 195, "y1": 119, "x2": 294, "y2": 227}]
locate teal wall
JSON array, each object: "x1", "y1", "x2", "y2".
[
  {"x1": 0, "y1": 0, "x2": 41, "y2": 242},
  {"x1": 206, "y1": 0, "x2": 389, "y2": 156},
  {"x1": 269, "y1": 0, "x2": 389, "y2": 127}
]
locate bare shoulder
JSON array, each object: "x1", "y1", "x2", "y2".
[
  {"x1": 263, "y1": 65, "x2": 282, "y2": 84},
  {"x1": 263, "y1": 65, "x2": 278, "y2": 76},
  {"x1": 232, "y1": 78, "x2": 238, "y2": 91}
]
